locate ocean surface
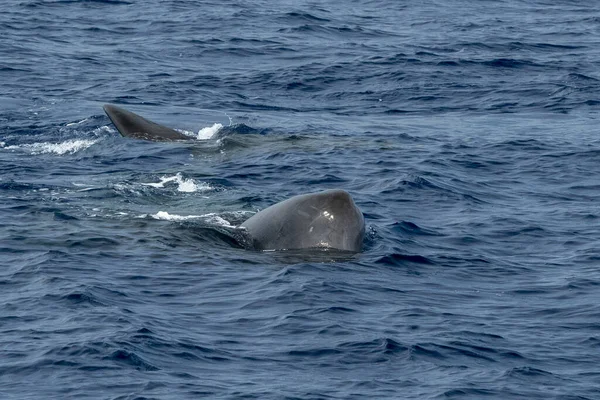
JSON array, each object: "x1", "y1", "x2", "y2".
[{"x1": 2, "y1": 0, "x2": 600, "y2": 398}]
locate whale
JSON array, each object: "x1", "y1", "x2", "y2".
[
  {"x1": 103, "y1": 104, "x2": 190, "y2": 141},
  {"x1": 103, "y1": 104, "x2": 365, "y2": 252},
  {"x1": 241, "y1": 189, "x2": 364, "y2": 252}
]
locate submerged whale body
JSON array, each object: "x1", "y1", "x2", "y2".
[{"x1": 103, "y1": 104, "x2": 365, "y2": 252}]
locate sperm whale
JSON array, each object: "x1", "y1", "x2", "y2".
[{"x1": 103, "y1": 104, "x2": 365, "y2": 252}]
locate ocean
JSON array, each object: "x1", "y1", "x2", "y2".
[{"x1": 1, "y1": 0, "x2": 600, "y2": 398}]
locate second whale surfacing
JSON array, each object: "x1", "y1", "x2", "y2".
[
  {"x1": 102, "y1": 104, "x2": 365, "y2": 252},
  {"x1": 103, "y1": 104, "x2": 190, "y2": 141}
]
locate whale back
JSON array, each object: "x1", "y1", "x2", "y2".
[
  {"x1": 103, "y1": 104, "x2": 189, "y2": 141},
  {"x1": 241, "y1": 189, "x2": 365, "y2": 252}
]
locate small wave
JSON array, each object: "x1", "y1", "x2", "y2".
[
  {"x1": 27, "y1": 0, "x2": 132, "y2": 5},
  {"x1": 391, "y1": 221, "x2": 441, "y2": 236},
  {"x1": 141, "y1": 173, "x2": 212, "y2": 193},
  {"x1": 283, "y1": 12, "x2": 331, "y2": 23},
  {"x1": 504, "y1": 366, "x2": 555, "y2": 378},
  {"x1": 287, "y1": 338, "x2": 408, "y2": 361},
  {"x1": 376, "y1": 253, "x2": 435, "y2": 266},
  {"x1": 106, "y1": 350, "x2": 158, "y2": 372},
  {"x1": 0, "y1": 139, "x2": 97, "y2": 155},
  {"x1": 216, "y1": 123, "x2": 271, "y2": 137}
]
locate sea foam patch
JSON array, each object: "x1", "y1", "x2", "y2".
[
  {"x1": 150, "y1": 211, "x2": 235, "y2": 227},
  {"x1": 141, "y1": 173, "x2": 212, "y2": 193},
  {"x1": 0, "y1": 139, "x2": 98, "y2": 155}
]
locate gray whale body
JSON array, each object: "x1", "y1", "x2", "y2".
[{"x1": 103, "y1": 104, "x2": 365, "y2": 252}]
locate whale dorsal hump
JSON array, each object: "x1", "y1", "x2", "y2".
[{"x1": 103, "y1": 104, "x2": 189, "y2": 142}]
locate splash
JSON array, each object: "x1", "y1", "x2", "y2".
[
  {"x1": 197, "y1": 123, "x2": 223, "y2": 140},
  {"x1": 177, "y1": 123, "x2": 222, "y2": 140}
]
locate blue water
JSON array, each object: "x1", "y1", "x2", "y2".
[{"x1": 2, "y1": 0, "x2": 600, "y2": 398}]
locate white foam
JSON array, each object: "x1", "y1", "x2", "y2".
[
  {"x1": 66, "y1": 118, "x2": 89, "y2": 127},
  {"x1": 203, "y1": 213, "x2": 236, "y2": 228},
  {"x1": 150, "y1": 211, "x2": 234, "y2": 227},
  {"x1": 151, "y1": 211, "x2": 204, "y2": 221},
  {"x1": 93, "y1": 126, "x2": 113, "y2": 135},
  {"x1": 178, "y1": 177, "x2": 204, "y2": 193},
  {"x1": 142, "y1": 175, "x2": 179, "y2": 188},
  {"x1": 141, "y1": 173, "x2": 212, "y2": 193},
  {"x1": 1, "y1": 139, "x2": 97, "y2": 155},
  {"x1": 197, "y1": 123, "x2": 223, "y2": 140}
]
